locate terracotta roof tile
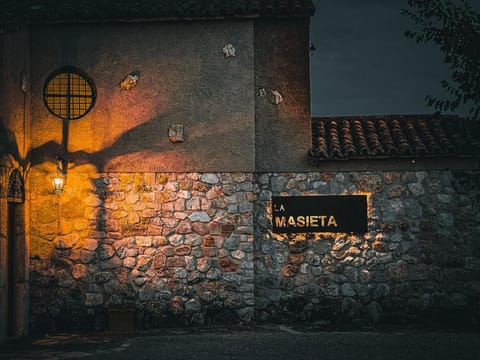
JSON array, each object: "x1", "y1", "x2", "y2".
[
  {"x1": 1, "y1": 0, "x2": 314, "y2": 32},
  {"x1": 311, "y1": 114, "x2": 479, "y2": 162}
]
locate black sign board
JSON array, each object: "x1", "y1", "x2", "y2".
[{"x1": 272, "y1": 195, "x2": 368, "y2": 234}]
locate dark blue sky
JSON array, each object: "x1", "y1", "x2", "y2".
[{"x1": 310, "y1": 0, "x2": 451, "y2": 117}]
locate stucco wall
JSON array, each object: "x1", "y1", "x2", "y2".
[
  {"x1": 28, "y1": 169, "x2": 480, "y2": 332},
  {"x1": 29, "y1": 20, "x2": 255, "y2": 173},
  {"x1": 0, "y1": 29, "x2": 30, "y2": 167},
  {"x1": 254, "y1": 19, "x2": 312, "y2": 172}
]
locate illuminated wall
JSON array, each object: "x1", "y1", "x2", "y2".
[
  {"x1": 28, "y1": 20, "x2": 255, "y2": 174},
  {"x1": 254, "y1": 171, "x2": 480, "y2": 325},
  {"x1": 0, "y1": 28, "x2": 30, "y2": 342},
  {"x1": 29, "y1": 172, "x2": 255, "y2": 330},
  {"x1": 8, "y1": 16, "x2": 315, "y2": 334},
  {"x1": 2, "y1": 14, "x2": 479, "y2": 335},
  {"x1": 27, "y1": 169, "x2": 480, "y2": 331}
]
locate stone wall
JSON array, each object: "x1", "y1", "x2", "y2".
[
  {"x1": 29, "y1": 171, "x2": 255, "y2": 332},
  {"x1": 254, "y1": 171, "x2": 480, "y2": 326},
  {"x1": 28, "y1": 170, "x2": 480, "y2": 332}
]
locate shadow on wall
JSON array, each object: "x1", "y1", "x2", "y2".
[
  {"x1": 0, "y1": 118, "x2": 22, "y2": 167},
  {"x1": 1, "y1": 114, "x2": 174, "y2": 332},
  {"x1": 29, "y1": 114, "x2": 173, "y2": 172}
]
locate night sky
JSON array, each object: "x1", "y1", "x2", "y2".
[{"x1": 310, "y1": 0, "x2": 452, "y2": 117}]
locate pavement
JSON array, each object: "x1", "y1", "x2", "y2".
[{"x1": 1, "y1": 325, "x2": 479, "y2": 360}]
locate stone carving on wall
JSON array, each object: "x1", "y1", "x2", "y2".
[
  {"x1": 168, "y1": 124, "x2": 184, "y2": 143},
  {"x1": 7, "y1": 168, "x2": 24, "y2": 203},
  {"x1": 258, "y1": 88, "x2": 284, "y2": 105},
  {"x1": 223, "y1": 43, "x2": 236, "y2": 58},
  {"x1": 120, "y1": 73, "x2": 139, "y2": 90}
]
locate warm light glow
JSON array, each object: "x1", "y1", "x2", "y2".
[
  {"x1": 269, "y1": 191, "x2": 373, "y2": 240},
  {"x1": 51, "y1": 172, "x2": 65, "y2": 195}
]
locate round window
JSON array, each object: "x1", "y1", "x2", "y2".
[{"x1": 43, "y1": 66, "x2": 96, "y2": 120}]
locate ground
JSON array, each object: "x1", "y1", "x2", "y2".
[{"x1": 1, "y1": 325, "x2": 479, "y2": 360}]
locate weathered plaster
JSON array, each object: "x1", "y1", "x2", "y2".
[
  {"x1": 254, "y1": 19, "x2": 312, "y2": 172},
  {"x1": 28, "y1": 21, "x2": 255, "y2": 173}
]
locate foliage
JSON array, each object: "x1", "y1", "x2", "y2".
[{"x1": 402, "y1": 0, "x2": 480, "y2": 121}]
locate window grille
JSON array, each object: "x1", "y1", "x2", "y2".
[{"x1": 43, "y1": 66, "x2": 96, "y2": 120}]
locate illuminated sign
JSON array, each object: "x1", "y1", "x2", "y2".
[{"x1": 272, "y1": 195, "x2": 368, "y2": 234}]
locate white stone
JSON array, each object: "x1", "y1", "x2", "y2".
[
  {"x1": 178, "y1": 190, "x2": 192, "y2": 199},
  {"x1": 168, "y1": 234, "x2": 184, "y2": 246},
  {"x1": 270, "y1": 90, "x2": 283, "y2": 105},
  {"x1": 408, "y1": 183, "x2": 425, "y2": 196},
  {"x1": 206, "y1": 268, "x2": 222, "y2": 280},
  {"x1": 300, "y1": 263, "x2": 309, "y2": 274},
  {"x1": 128, "y1": 212, "x2": 140, "y2": 224},
  {"x1": 168, "y1": 124, "x2": 184, "y2": 143},
  {"x1": 188, "y1": 211, "x2": 211, "y2": 222},
  {"x1": 231, "y1": 250, "x2": 245, "y2": 260},
  {"x1": 123, "y1": 257, "x2": 136, "y2": 269},
  {"x1": 184, "y1": 234, "x2": 203, "y2": 246},
  {"x1": 186, "y1": 197, "x2": 201, "y2": 211},
  {"x1": 341, "y1": 283, "x2": 356, "y2": 297},
  {"x1": 200, "y1": 173, "x2": 219, "y2": 184},
  {"x1": 174, "y1": 267, "x2": 187, "y2": 279},
  {"x1": 85, "y1": 293, "x2": 103, "y2": 306},
  {"x1": 165, "y1": 182, "x2": 179, "y2": 191},
  {"x1": 120, "y1": 73, "x2": 138, "y2": 90},
  {"x1": 163, "y1": 218, "x2": 178, "y2": 228},
  {"x1": 185, "y1": 298, "x2": 202, "y2": 312},
  {"x1": 223, "y1": 43, "x2": 236, "y2": 58},
  {"x1": 83, "y1": 239, "x2": 99, "y2": 251},
  {"x1": 174, "y1": 212, "x2": 189, "y2": 220},
  {"x1": 437, "y1": 194, "x2": 453, "y2": 204},
  {"x1": 126, "y1": 193, "x2": 140, "y2": 204},
  {"x1": 185, "y1": 256, "x2": 196, "y2": 271},
  {"x1": 135, "y1": 236, "x2": 152, "y2": 247},
  {"x1": 85, "y1": 195, "x2": 103, "y2": 207}
]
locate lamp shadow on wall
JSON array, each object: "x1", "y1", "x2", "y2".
[
  {"x1": 2, "y1": 114, "x2": 177, "y2": 330},
  {"x1": 2, "y1": 109, "x2": 248, "y2": 330},
  {"x1": 29, "y1": 115, "x2": 172, "y2": 172},
  {"x1": 0, "y1": 118, "x2": 23, "y2": 168}
]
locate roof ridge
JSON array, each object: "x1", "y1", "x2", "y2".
[{"x1": 1, "y1": 0, "x2": 315, "y2": 33}]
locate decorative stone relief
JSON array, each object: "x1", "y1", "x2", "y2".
[
  {"x1": 270, "y1": 90, "x2": 284, "y2": 104},
  {"x1": 168, "y1": 124, "x2": 184, "y2": 143},
  {"x1": 120, "y1": 73, "x2": 139, "y2": 90},
  {"x1": 223, "y1": 43, "x2": 236, "y2": 58},
  {"x1": 258, "y1": 88, "x2": 284, "y2": 105}
]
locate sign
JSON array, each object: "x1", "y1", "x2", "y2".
[{"x1": 272, "y1": 195, "x2": 368, "y2": 234}]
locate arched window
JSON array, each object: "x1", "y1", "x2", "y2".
[{"x1": 7, "y1": 169, "x2": 24, "y2": 204}]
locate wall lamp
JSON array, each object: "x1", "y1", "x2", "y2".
[{"x1": 52, "y1": 154, "x2": 66, "y2": 195}]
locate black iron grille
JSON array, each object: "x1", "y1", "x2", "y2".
[{"x1": 43, "y1": 66, "x2": 96, "y2": 120}]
